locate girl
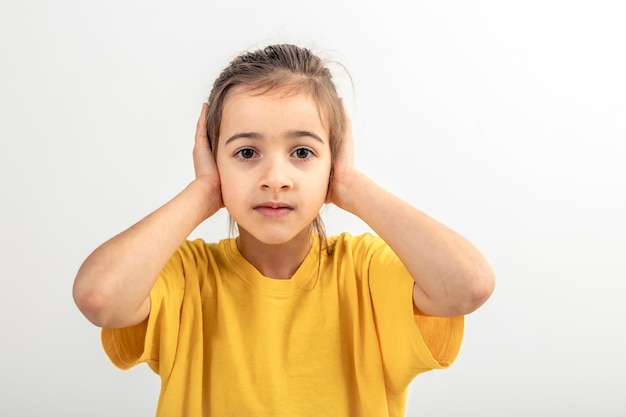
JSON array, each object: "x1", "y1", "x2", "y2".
[{"x1": 73, "y1": 44, "x2": 495, "y2": 416}]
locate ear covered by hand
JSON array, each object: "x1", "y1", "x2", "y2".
[
  {"x1": 327, "y1": 98, "x2": 356, "y2": 210},
  {"x1": 192, "y1": 103, "x2": 224, "y2": 209}
]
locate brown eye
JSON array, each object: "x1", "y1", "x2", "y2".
[
  {"x1": 293, "y1": 148, "x2": 313, "y2": 159},
  {"x1": 236, "y1": 148, "x2": 257, "y2": 159}
]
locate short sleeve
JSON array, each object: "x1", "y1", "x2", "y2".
[
  {"x1": 367, "y1": 241, "x2": 464, "y2": 393},
  {"x1": 101, "y1": 249, "x2": 186, "y2": 376}
]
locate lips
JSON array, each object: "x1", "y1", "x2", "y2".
[{"x1": 253, "y1": 201, "x2": 294, "y2": 217}]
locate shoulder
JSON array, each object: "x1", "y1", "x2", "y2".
[
  {"x1": 326, "y1": 232, "x2": 408, "y2": 280},
  {"x1": 327, "y1": 232, "x2": 387, "y2": 255},
  {"x1": 158, "y1": 238, "x2": 233, "y2": 281},
  {"x1": 172, "y1": 238, "x2": 234, "y2": 262},
  {"x1": 325, "y1": 232, "x2": 392, "y2": 268},
  {"x1": 328, "y1": 231, "x2": 382, "y2": 247},
  {"x1": 156, "y1": 238, "x2": 237, "y2": 297}
]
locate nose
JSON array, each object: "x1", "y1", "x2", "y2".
[{"x1": 259, "y1": 156, "x2": 293, "y2": 191}]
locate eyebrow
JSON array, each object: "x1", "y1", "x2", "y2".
[
  {"x1": 224, "y1": 130, "x2": 325, "y2": 145},
  {"x1": 224, "y1": 132, "x2": 262, "y2": 145}
]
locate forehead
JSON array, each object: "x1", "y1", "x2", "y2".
[{"x1": 220, "y1": 87, "x2": 329, "y2": 136}]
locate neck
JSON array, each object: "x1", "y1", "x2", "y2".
[{"x1": 236, "y1": 228, "x2": 312, "y2": 280}]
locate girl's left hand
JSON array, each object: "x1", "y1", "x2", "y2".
[{"x1": 327, "y1": 99, "x2": 357, "y2": 210}]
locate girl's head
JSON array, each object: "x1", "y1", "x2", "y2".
[
  {"x1": 205, "y1": 44, "x2": 346, "y2": 242},
  {"x1": 206, "y1": 44, "x2": 344, "y2": 162}
]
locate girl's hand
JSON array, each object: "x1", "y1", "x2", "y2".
[
  {"x1": 328, "y1": 99, "x2": 357, "y2": 210},
  {"x1": 193, "y1": 103, "x2": 224, "y2": 209}
]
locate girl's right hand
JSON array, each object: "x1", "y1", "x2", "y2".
[{"x1": 193, "y1": 103, "x2": 224, "y2": 209}]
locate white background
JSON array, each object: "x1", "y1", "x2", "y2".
[{"x1": 1, "y1": 0, "x2": 625, "y2": 416}]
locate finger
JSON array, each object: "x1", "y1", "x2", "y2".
[
  {"x1": 193, "y1": 103, "x2": 215, "y2": 178},
  {"x1": 194, "y1": 102, "x2": 209, "y2": 147},
  {"x1": 340, "y1": 98, "x2": 353, "y2": 130},
  {"x1": 338, "y1": 98, "x2": 355, "y2": 164}
]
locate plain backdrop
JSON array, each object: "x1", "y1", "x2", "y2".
[{"x1": 1, "y1": 1, "x2": 625, "y2": 416}]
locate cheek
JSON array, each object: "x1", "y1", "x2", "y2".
[{"x1": 220, "y1": 188, "x2": 244, "y2": 218}]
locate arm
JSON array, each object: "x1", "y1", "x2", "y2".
[
  {"x1": 329, "y1": 103, "x2": 495, "y2": 317},
  {"x1": 73, "y1": 104, "x2": 223, "y2": 328}
]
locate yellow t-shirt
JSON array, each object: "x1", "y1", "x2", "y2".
[{"x1": 102, "y1": 232, "x2": 463, "y2": 417}]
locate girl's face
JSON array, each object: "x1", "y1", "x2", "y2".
[{"x1": 216, "y1": 88, "x2": 332, "y2": 246}]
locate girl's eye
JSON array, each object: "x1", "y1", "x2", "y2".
[
  {"x1": 292, "y1": 148, "x2": 314, "y2": 159},
  {"x1": 235, "y1": 148, "x2": 257, "y2": 159}
]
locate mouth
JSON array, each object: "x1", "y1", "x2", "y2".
[{"x1": 253, "y1": 202, "x2": 294, "y2": 217}]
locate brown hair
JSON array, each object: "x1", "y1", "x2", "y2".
[{"x1": 205, "y1": 44, "x2": 346, "y2": 248}]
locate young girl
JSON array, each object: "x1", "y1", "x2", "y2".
[{"x1": 73, "y1": 44, "x2": 495, "y2": 416}]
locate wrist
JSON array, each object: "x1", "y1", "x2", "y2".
[
  {"x1": 330, "y1": 168, "x2": 367, "y2": 213},
  {"x1": 186, "y1": 178, "x2": 223, "y2": 220}
]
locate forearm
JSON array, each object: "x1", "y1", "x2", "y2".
[
  {"x1": 73, "y1": 179, "x2": 221, "y2": 327},
  {"x1": 335, "y1": 170, "x2": 494, "y2": 316}
]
